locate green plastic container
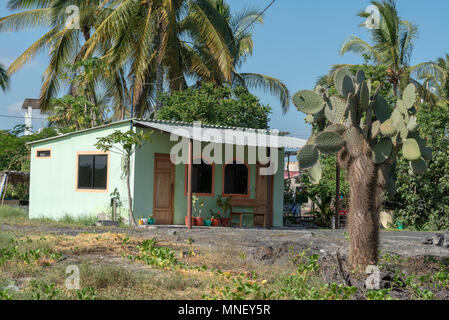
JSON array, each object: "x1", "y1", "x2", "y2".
[{"x1": 204, "y1": 220, "x2": 212, "y2": 227}]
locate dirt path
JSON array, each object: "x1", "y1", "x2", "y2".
[{"x1": 3, "y1": 223, "x2": 448, "y2": 262}]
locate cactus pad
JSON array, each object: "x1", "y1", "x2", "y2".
[
  {"x1": 334, "y1": 68, "x2": 352, "y2": 96},
  {"x1": 359, "y1": 81, "x2": 370, "y2": 111},
  {"x1": 325, "y1": 96, "x2": 347, "y2": 124},
  {"x1": 373, "y1": 95, "x2": 391, "y2": 123},
  {"x1": 327, "y1": 123, "x2": 347, "y2": 135},
  {"x1": 356, "y1": 70, "x2": 366, "y2": 84},
  {"x1": 403, "y1": 84, "x2": 416, "y2": 109},
  {"x1": 407, "y1": 115, "x2": 419, "y2": 132},
  {"x1": 402, "y1": 138, "x2": 421, "y2": 161},
  {"x1": 297, "y1": 144, "x2": 319, "y2": 169},
  {"x1": 380, "y1": 119, "x2": 397, "y2": 137},
  {"x1": 344, "y1": 127, "x2": 364, "y2": 158},
  {"x1": 371, "y1": 120, "x2": 381, "y2": 139},
  {"x1": 315, "y1": 131, "x2": 344, "y2": 154},
  {"x1": 342, "y1": 75, "x2": 355, "y2": 97},
  {"x1": 397, "y1": 99, "x2": 408, "y2": 115},
  {"x1": 293, "y1": 90, "x2": 325, "y2": 115},
  {"x1": 409, "y1": 158, "x2": 427, "y2": 175},
  {"x1": 372, "y1": 138, "x2": 393, "y2": 164},
  {"x1": 308, "y1": 161, "x2": 322, "y2": 184}
]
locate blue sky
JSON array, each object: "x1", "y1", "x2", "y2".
[{"x1": 1, "y1": 0, "x2": 449, "y2": 138}]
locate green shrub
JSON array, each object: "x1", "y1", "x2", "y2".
[{"x1": 0, "y1": 205, "x2": 27, "y2": 220}]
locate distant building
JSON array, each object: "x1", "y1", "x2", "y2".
[{"x1": 21, "y1": 98, "x2": 48, "y2": 135}]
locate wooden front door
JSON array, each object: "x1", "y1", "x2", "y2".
[
  {"x1": 255, "y1": 164, "x2": 274, "y2": 228},
  {"x1": 153, "y1": 154, "x2": 175, "y2": 225}
]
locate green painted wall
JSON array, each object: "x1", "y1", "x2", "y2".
[
  {"x1": 29, "y1": 124, "x2": 285, "y2": 227},
  {"x1": 29, "y1": 122, "x2": 133, "y2": 220},
  {"x1": 133, "y1": 128, "x2": 285, "y2": 227}
]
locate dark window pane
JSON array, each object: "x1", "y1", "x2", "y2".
[
  {"x1": 224, "y1": 162, "x2": 248, "y2": 195},
  {"x1": 197, "y1": 163, "x2": 212, "y2": 193},
  {"x1": 37, "y1": 150, "x2": 51, "y2": 157},
  {"x1": 78, "y1": 155, "x2": 93, "y2": 189},
  {"x1": 189, "y1": 160, "x2": 213, "y2": 194},
  {"x1": 93, "y1": 155, "x2": 108, "y2": 189}
]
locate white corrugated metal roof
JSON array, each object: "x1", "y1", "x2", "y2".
[
  {"x1": 134, "y1": 119, "x2": 307, "y2": 149},
  {"x1": 27, "y1": 119, "x2": 307, "y2": 149}
]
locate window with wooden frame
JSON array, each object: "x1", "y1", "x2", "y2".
[
  {"x1": 77, "y1": 154, "x2": 108, "y2": 190},
  {"x1": 36, "y1": 149, "x2": 51, "y2": 158},
  {"x1": 223, "y1": 161, "x2": 249, "y2": 196},
  {"x1": 185, "y1": 159, "x2": 214, "y2": 196}
]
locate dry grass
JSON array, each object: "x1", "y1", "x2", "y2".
[{"x1": 0, "y1": 211, "x2": 448, "y2": 300}]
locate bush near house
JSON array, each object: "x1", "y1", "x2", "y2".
[{"x1": 384, "y1": 104, "x2": 449, "y2": 230}]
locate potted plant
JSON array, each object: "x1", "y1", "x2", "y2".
[
  {"x1": 216, "y1": 195, "x2": 231, "y2": 227},
  {"x1": 211, "y1": 213, "x2": 220, "y2": 227},
  {"x1": 185, "y1": 194, "x2": 198, "y2": 226},
  {"x1": 148, "y1": 214, "x2": 155, "y2": 225},
  {"x1": 204, "y1": 211, "x2": 213, "y2": 227},
  {"x1": 192, "y1": 194, "x2": 204, "y2": 226}
]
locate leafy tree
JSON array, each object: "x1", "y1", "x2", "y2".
[
  {"x1": 384, "y1": 104, "x2": 449, "y2": 230},
  {"x1": 0, "y1": 125, "x2": 58, "y2": 172},
  {"x1": 301, "y1": 155, "x2": 349, "y2": 228},
  {"x1": 157, "y1": 83, "x2": 271, "y2": 129},
  {"x1": 95, "y1": 130, "x2": 152, "y2": 227},
  {"x1": 47, "y1": 95, "x2": 104, "y2": 131},
  {"x1": 294, "y1": 68, "x2": 430, "y2": 268}
]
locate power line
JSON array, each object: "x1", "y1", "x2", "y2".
[
  {"x1": 143, "y1": 0, "x2": 276, "y2": 86},
  {"x1": 0, "y1": 114, "x2": 47, "y2": 120}
]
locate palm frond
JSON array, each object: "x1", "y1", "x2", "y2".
[
  {"x1": 240, "y1": 72, "x2": 290, "y2": 114},
  {"x1": 0, "y1": 8, "x2": 51, "y2": 32},
  {"x1": 0, "y1": 64, "x2": 9, "y2": 92},
  {"x1": 340, "y1": 35, "x2": 379, "y2": 60}
]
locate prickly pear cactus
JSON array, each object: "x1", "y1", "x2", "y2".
[
  {"x1": 293, "y1": 68, "x2": 432, "y2": 267},
  {"x1": 294, "y1": 69, "x2": 430, "y2": 185}
]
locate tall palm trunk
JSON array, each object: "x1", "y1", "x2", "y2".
[{"x1": 155, "y1": 15, "x2": 165, "y2": 115}]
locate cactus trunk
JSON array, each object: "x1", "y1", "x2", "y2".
[{"x1": 346, "y1": 156, "x2": 380, "y2": 268}]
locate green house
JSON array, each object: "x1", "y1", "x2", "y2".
[{"x1": 27, "y1": 119, "x2": 306, "y2": 228}]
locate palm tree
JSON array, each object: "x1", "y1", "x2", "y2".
[
  {"x1": 82, "y1": 0, "x2": 236, "y2": 117},
  {"x1": 414, "y1": 54, "x2": 449, "y2": 105},
  {"x1": 340, "y1": 0, "x2": 426, "y2": 97},
  {"x1": 200, "y1": 1, "x2": 290, "y2": 113},
  {"x1": 0, "y1": 0, "x2": 101, "y2": 109},
  {"x1": 0, "y1": 64, "x2": 8, "y2": 92}
]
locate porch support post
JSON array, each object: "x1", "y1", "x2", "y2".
[
  {"x1": 266, "y1": 174, "x2": 272, "y2": 229},
  {"x1": 187, "y1": 138, "x2": 193, "y2": 229}
]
